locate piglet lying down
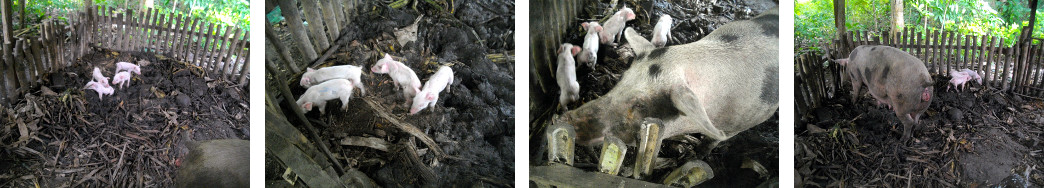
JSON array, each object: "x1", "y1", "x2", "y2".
[{"x1": 296, "y1": 79, "x2": 356, "y2": 114}]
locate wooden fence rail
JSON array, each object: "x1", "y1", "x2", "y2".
[
  {"x1": 797, "y1": 29, "x2": 1044, "y2": 117},
  {"x1": 0, "y1": 5, "x2": 250, "y2": 106},
  {"x1": 266, "y1": 0, "x2": 357, "y2": 77}
]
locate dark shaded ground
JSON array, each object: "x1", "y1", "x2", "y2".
[
  {"x1": 265, "y1": 1, "x2": 514, "y2": 187},
  {"x1": 0, "y1": 49, "x2": 249, "y2": 187},
  {"x1": 796, "y1": 76, "x2": 1044, "y2": 187},
  {"x1": 528, "y1": 0, "x2": 779, "y2": 187}
]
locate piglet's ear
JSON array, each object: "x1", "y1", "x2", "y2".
[
  {"x1": 426, "y1": 93, "x2": 436, "y2": 100},
  {"x1": 302, "y1": 103, "x2": 313, "y2": 110},
  {"x1": 307, "y1": 68, "x2": 315, "y2": 72}
]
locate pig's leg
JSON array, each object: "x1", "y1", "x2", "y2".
[
  {"x1": 317, "y1": 101, "x2": 328, "y2": 115},
  {"x1": 893, "y1": 106, "x2": 917, "y2": 142},
  {"x1": 850, "y1": 78, "x2": 863, "y2": 104},
  {"x1": 340, "y1": 95, "x2": 351, "y2": 111},
  {"x1": 668, "y1": 85, "x2": 727, "y2": 157}
]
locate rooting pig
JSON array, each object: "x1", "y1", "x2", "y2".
[
  {"x1": 833, "y1": 45, "x2": 934, "y2": 141},
  {"x1": 561, "y1": 7, "x2": 779, "y2": 155}
]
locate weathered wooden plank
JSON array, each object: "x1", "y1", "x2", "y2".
[
  {"x1": 194, "y1": 22, "x2": 212, "y2": 66},
  {"x1": 219, "y1": 29, "x2": 243, "y2": 79},
  {"x1": 300, "y1": 0, "x2": 330, "y2": 50},
  {"x1": 321, "y1": 0, "x2": 340, "y2": 40},
  {"x1": 173, "y1": 15, "x2": 189, "y2": 58},
  {"x1": 153, "y1": 11, "x2": 167, "y2": 52},
  {"x1": 237, "y1": 47, "x2": 249, "y2": 84},
  {"x1": 214, "y1": 26, "x2": 235, "y2": 76},
  {"x1": 279, "y1": 0, "x2": 318, "y2": 61},
  {"x1": 177, "y1": 16, "x2": 195, "y2": 59},
  {"x1": 266, "y1": 20, "x2": 300, "y2": 73},
  {"x1": 13, "y1": 38, "x2": 27, "y2": 87},
  {"x1": 1001, "y1": 41, "x2": 1014, "y2": 90},
  {"x1": 229, "y1": 30, "x2": 249, "y2": 79},
  {"x1": 148, "y1": 11, "x2": 159, "y2": 52},
  {"x1": 203, "y1": 24, "x2": 224, "y2": 70},
  {"x1": 3, "y1": 0, "x2": 17, "y2": 103},
  {"x1": 987, "y1": 37, "x2": 1000, "y2": 88},
  {"x1": 946, "y1": 32, "x2": 956, "y2": 73},
  {"x1": 29, "y1": 39, "x2": 44, "y2": 79},
  {"x1": 196, "y1": 23, "x2": 215, "y2": 68},
  {"x1": 22, "y1": 39, "x2": 40, "y2": 84}
]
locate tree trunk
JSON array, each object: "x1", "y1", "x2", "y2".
[
  {"x1": 833, "y1": 0, "x2": 846, "y2": 34},
  {"x1": 890, "y1": 0, "x2": 903, "y2": 37}
]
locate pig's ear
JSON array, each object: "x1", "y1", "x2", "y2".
[
  {"x1": 581, "y1": 22, "x2": 588, "y2": 29},
  {"x1": 307, "y1": 68, "x2": 315, "y2": 72},
  {"x1": 571, "y1": 46, "x2": 581, "y2": 55},
  {"x1": 384, "y1": 53, "x2": 392, "y2": 60},
  {"x1": 594, "y1": 25, "x2": 602, "y2": 33},
  {"x1": 624, "y1": 27, "x2": 655, "y2": 55},
  {"x1": 302, "y1": 102, "x2": 313, "y2": 110},
  {"x1": 426, "y1": 92, "x2": 436, "y2": 100}
]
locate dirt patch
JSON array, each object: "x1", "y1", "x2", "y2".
[
  {"x1": 0, "y1": 49, "x2": 249, "y2": 187},
  {"x1": 796, "y1": 77, "x2": 1044, "y2": 187},
  {"x1": 528, "y1": 0, "x2": 778, "y2": 186},
  {"x1": 266, "y1": 1, "x2": 514, "y2": 187}
]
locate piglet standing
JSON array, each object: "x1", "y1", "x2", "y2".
[
  {"x1": 947, "y1": 70, "x2": 972, "y2": 92},
  {"x1": 557, "y1": 43, "x2": 582, "y2": 109},
  {"x1": 116, "y1": 62, "x2": 142, "y2": 75},
  {"x1": 371, "y1": 54, "x2": 422, "y2": 105},
  {"x1": 961, "y1": 69, "x2": 982, "y2": 85},
  {"x1": 651, "y1": 14, "x2": 673, "y2": 48},
  {"x1": 84, "y1": 81, "x2": 114, "y2": 99},
  {"x1": 300, "y1": 65, "x2": 366, "y2": 95},
  {"x1": 296, "y1": 79, "x2": 356, "y2": 114},
  {"x1": 112, "y1": 71, "x2": 132, "y2": 89},
  {"x1": 599, "y1": 5, "x2": 636, "y2": 44},
  {"x1": 410, "y1": 66, "x2": 454, "y2": 114},
  {"x1": 577, "y1": 22, "x2": 602, "y2": 66},
  {"x1": 92, "y1": 67, "x2": 110, "y2": 86}
]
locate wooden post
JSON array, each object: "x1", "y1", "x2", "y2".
[
  {"x1": 834, "y1": 0, "x2": 848, "y2": 32},
  {"x1": 219, "y1": 29, "x2": 243, "y2": 79},
  {"x1": 300, "y1": 0, "x2": 330, "y2": 51},
  {"x1": 3, "y1": 0, "x2": 17, "y2": 103},
  {"x1": 265, "y1": 20, "x2": 300, "y2": 73},
  {"x1": 320, "y1": 0, "x2": 340, "y2": 40},
  {"x1": 278, "y1": 0, "x2": 318, "y2": 61}
]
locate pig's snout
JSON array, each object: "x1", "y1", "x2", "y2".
[{"x1": 921, "y1": 88, "x2": 931, "y2": 101}]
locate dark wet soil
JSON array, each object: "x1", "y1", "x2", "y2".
[
  {"x1": 0, "y1": 49, "x2": 249, "y2": 187},
  {"x1": 266, "y1": 1, "x2": 514, "y2": 187},
  {"x1": 529, "y1": 0, "x2": 779, "y2": 186},
  {"x1": 796, "y1": 77, "x2": 1044, "y2": 187}
]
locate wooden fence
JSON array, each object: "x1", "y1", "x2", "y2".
[
  {"x1": 796, "y1": 29, "x2": 1044, "y2": 116},
  {"x1": 0, "y1": 5, "x2": 250, "y2": 106},
  {"x1": 266, "y1": 0, "x2": 358, "y2": 76}
]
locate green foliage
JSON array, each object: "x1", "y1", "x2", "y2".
[
  {"x1": 18, "y1": 0, "x2": 249, "y2": 31},
  {"x1": 796, "y1": 0, "x2": 1043, "y2": 51}
]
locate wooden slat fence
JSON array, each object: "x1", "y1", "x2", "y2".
[
  {"x1": 266, "y1": 0, "x2": 357, "y2": 77},
  {"x1": 0, "y1": 5, "x2": 251, "y2": 106},
  {"x1": 796, "y1": 29, "x2": 1044, "y2": 117}
]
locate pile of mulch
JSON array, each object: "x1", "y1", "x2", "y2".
[
  {"x1": 796, "y1": 77, "x2": 1044, "y2": 187},
  {"x1": 266, "y1": 1, "x2": 514, "y2": 187},
  {"x1": 0, "y1": 49, "x2": 249, "y2": 187},
  {"x1": 529, "y1": 0, "x2": 779, "y2": 186}
]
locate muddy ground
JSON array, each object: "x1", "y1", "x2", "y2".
[
  {"x1": 528, "y1": 0, "x2": 779, "y2": 186},
  {"x1": 266, "y1": 1, "x2": 514, "y2": 187},
  {"x1": 0, "y1": 49, "x2": 249, "y2": 187},
  {"x1": 796, "y1": 76, "x2": 1044, "y2": 187}
]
